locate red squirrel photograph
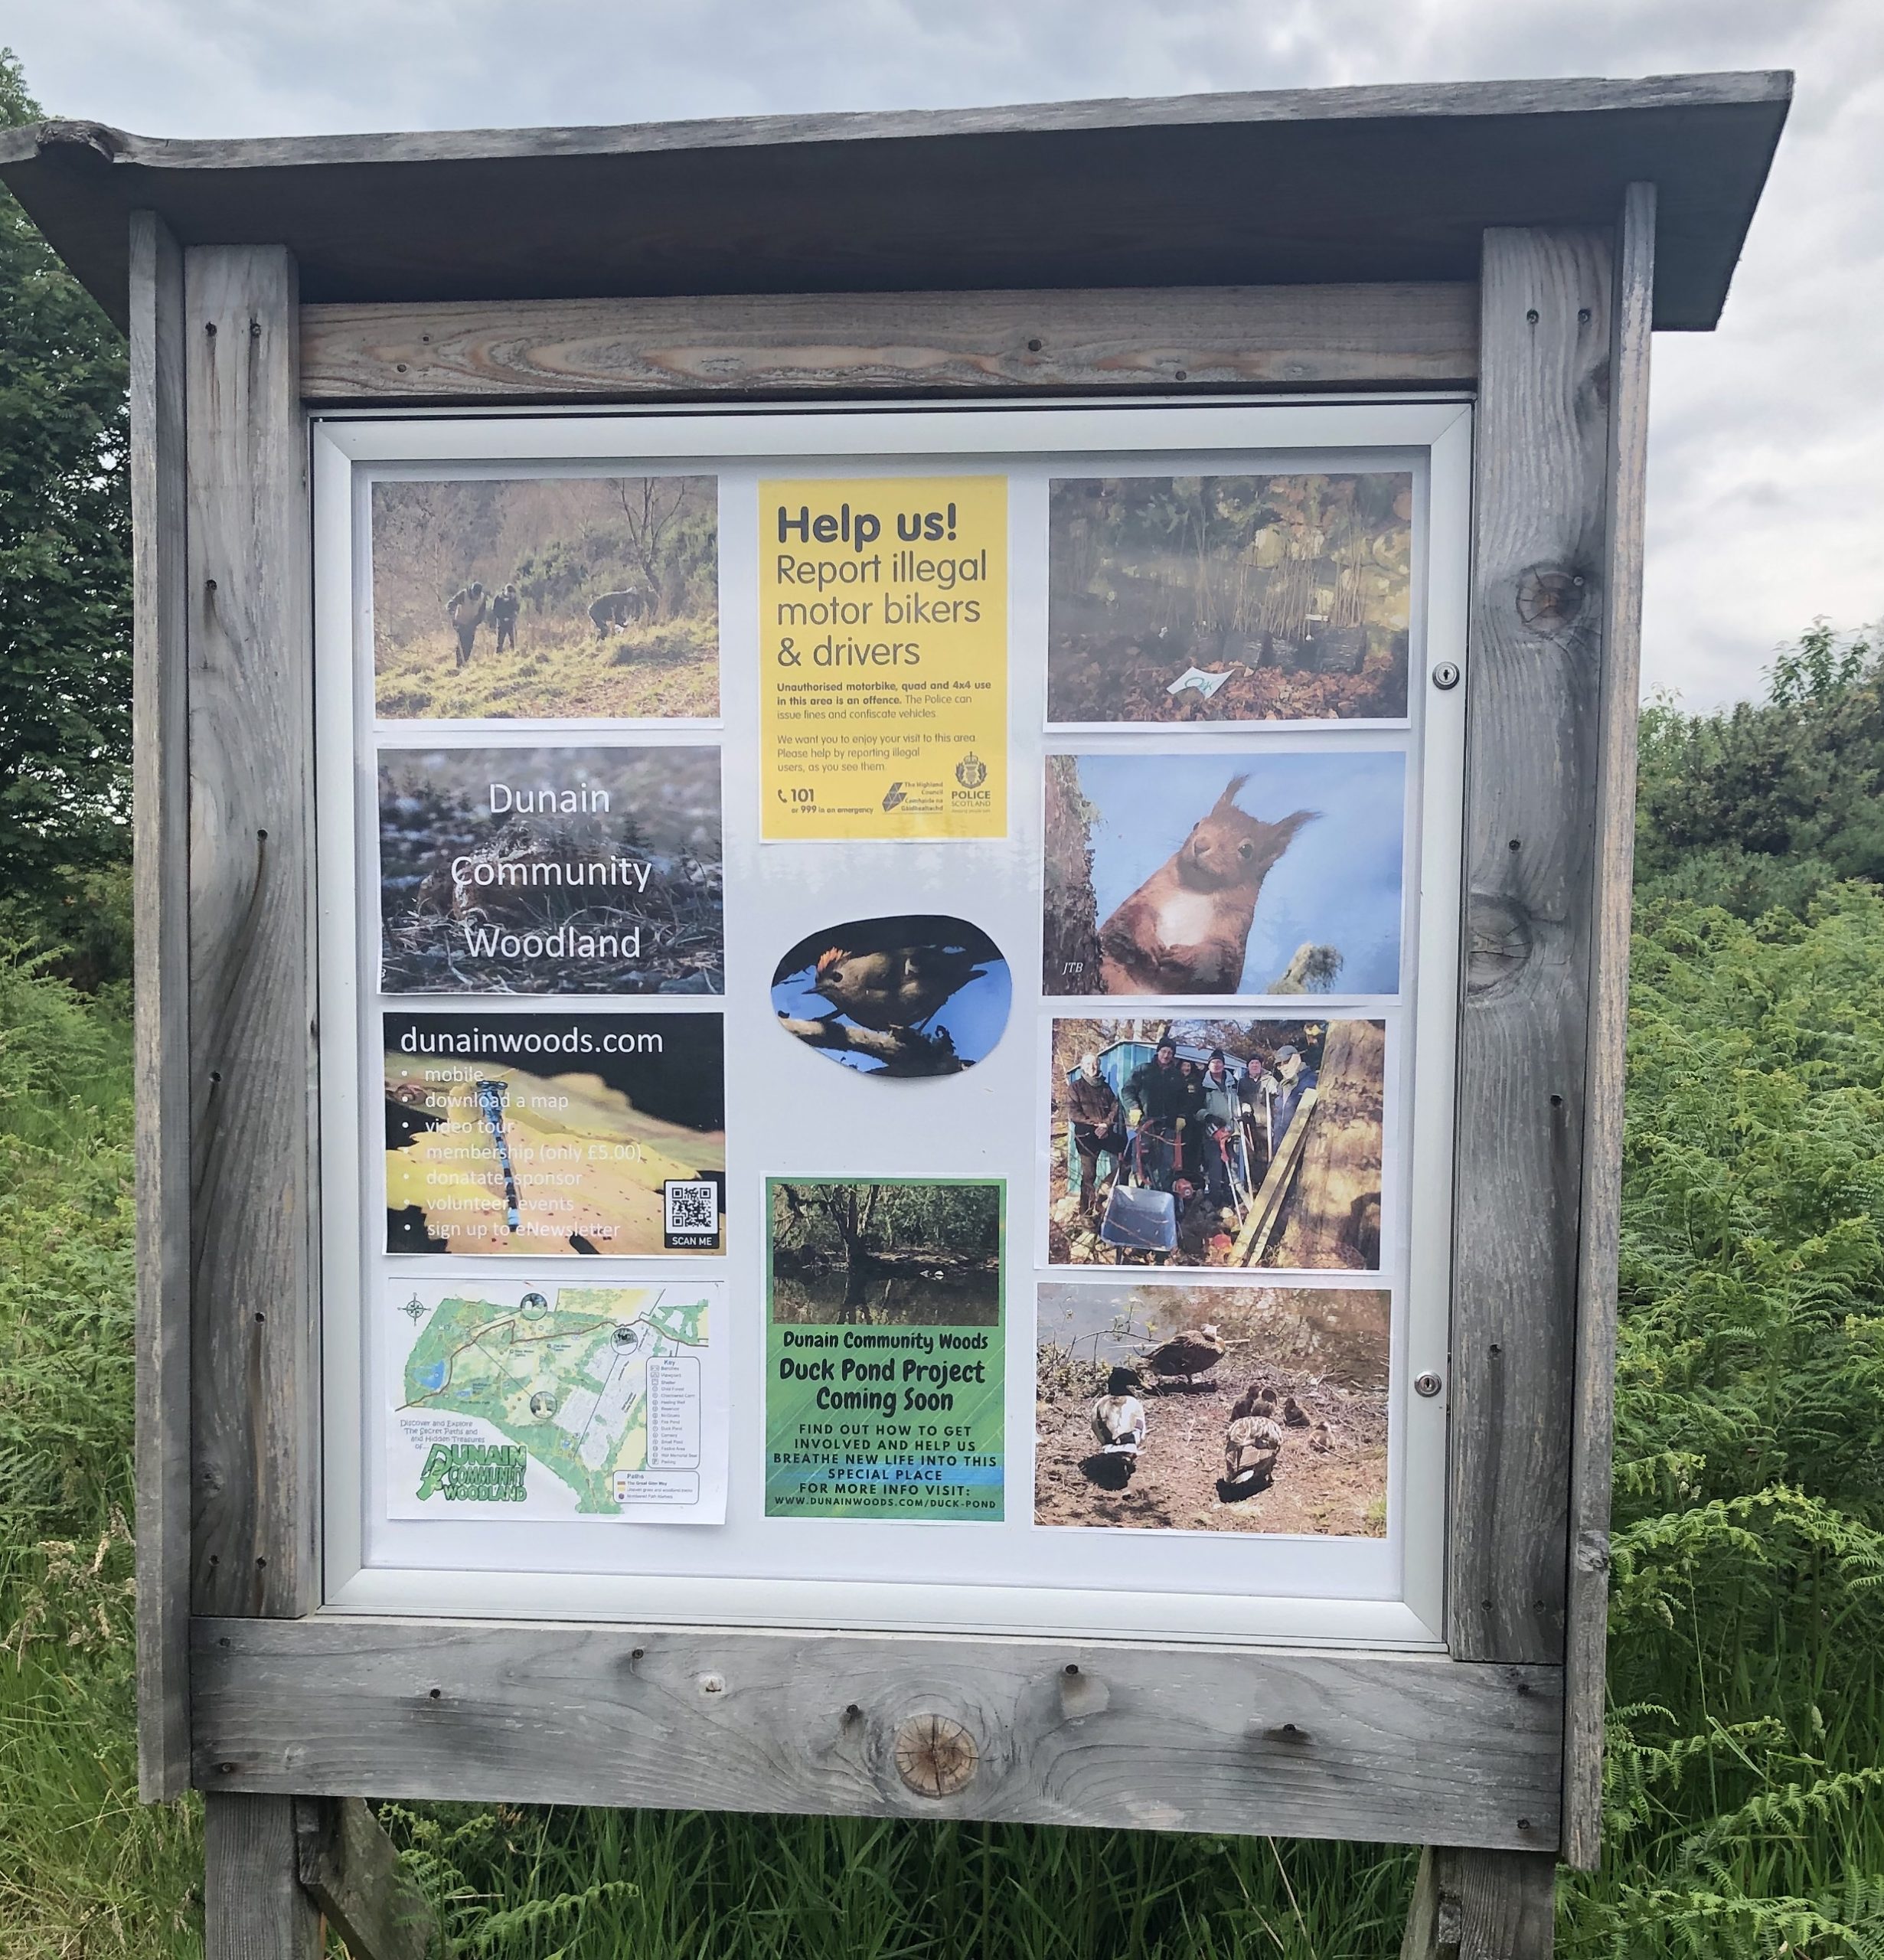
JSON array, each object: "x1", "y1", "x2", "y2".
[
  {"x1": 1043, "y1": 751, "x2": 1406, "y2": 999},
  {"x1": 1096, "y1": 776, "x2": 1314, "y2": 994}
]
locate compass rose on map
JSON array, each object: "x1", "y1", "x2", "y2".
[{"x1": 399, "y1": 1290, "x2": 428, "y2": 1325}]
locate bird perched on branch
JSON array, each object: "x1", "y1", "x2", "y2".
[
  {"x1": 1222, "y1": 1415, "x2": 1283, "y2": 1494},
  {"x1": 1089, "y1": 1367, "x2": 1148, "y2": 1459},
  {"x1": 1135, "y1": 1323, "x2": 1226, "y2": 1388},
  {"x1": 811, "y1": 941, "x2": 990, "y2": 1032}
]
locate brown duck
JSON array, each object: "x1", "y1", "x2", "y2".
[{"x1": 1135, "y1": 1324, "x2": 1226, "y2": 1388}]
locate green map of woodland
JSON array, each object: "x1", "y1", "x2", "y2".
[{"x1": 401, "y1": 1285, "x2": 708, "y2": 1513}]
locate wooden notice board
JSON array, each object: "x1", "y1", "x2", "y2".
[{"x1": 0, "y1": 70, "x2": 1788, "y2": 1960}]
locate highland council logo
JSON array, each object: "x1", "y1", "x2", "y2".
[{"x1": 954, "y1": 753, "x2": 988, "y2": 789}]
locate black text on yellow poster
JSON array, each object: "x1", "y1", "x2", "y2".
[{"x1": 760, "y1": 477, "x2": 1006, "y2": 840}]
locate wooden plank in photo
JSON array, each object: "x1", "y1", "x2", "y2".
[
  {"x1": 1448, "y1": 227, "x2": 1615, "y2": 1664},
  {"x1": 298, "y1": 283, "x2": 1480, "y2": 401},
  {"x1": 130, "y1": 206, "x2": 192, "y2": 1801},
  {"x1": 186, "y1": 244, "x2": 320, "y2": 1617},
  {"x1": 1561, "y1": 181, "x2": 1657, "y2": 1871},
  {"x1": 193, "y1": 1617, "x2": 1562, "y2": 1849}
]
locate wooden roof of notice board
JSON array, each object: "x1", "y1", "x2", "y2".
[{"x1": 0, "y1": 70, "x2": 1790, "y2": 336}]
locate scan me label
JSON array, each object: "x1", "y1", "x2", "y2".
[{"x1": 759, "y1": 476, "x2": 1007, "y2": 842}]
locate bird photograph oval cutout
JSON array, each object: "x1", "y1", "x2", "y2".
[{"x1": 771, "y1": 915, "x2": 1011, "y2": 1078}]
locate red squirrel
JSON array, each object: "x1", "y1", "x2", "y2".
[{"x1": 1098, "y1": 776, "x2": 1314, "y2": 995}]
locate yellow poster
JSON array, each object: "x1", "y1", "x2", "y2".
[{"x1": 759, "y1": 475, "x2": 1006, "y2": 840}]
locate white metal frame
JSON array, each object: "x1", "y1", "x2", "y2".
[{"x1": 312, "y1": 397, "x2": 1471, "y2": 1649}]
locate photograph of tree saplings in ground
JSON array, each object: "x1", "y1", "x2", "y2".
[
  {"x1": 384, "y1": 1011, "x2": 725, "y2": 1256},
  {"x1": 771, "y1": 914, "x2": 1010, "y2": 1076},
  {"x1": 378, "y1": 745, "x2": 723, "y2": 995},
  {"x1": 1048, "y1": 1016, "x2": 1384, "y2": 1270},
  {"x1": 1043, "y1": 751, "x2": 1404, "y2": 997},
  {"x1": 1046, "y1": 472, "x2": 1412, "y2": 724},
  {"x1": 769, "y1": 1179, "x2": 1002, "y2": 1326},
  {"x1": 1035, "y1": 1281, "x2": 1388, "y2": 1534},
  {"x1": 371, "y1": 475, "x2": 719, "y2": 721}
]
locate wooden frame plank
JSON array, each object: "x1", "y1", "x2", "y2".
[
  {"x1": 192, "y1": 1619, "x2": 1562, "y2": 1850},
  {"x1": 204, "y1": 1792, "x2": 325, "y2": 1960},
  {"x1": 129, "y1": 206, "x2": 191, "y2": 1802},
  {"x1": 298, "y1": 283, "x2": 1478, "y2": 403},
  {"x1": 1401, "y1": 1847, "x2": 1557, "y2": 1958},
  {"x1": 1448, "y1": 228, "x2": 1615, "y2": 1664},
  {"x1": 1561, "y1": 182, "x2": 1656, "y2": 1870},
  {"x1": 295, "y1": 1797, "x2": 446, "y2": 1960},
  {"x1": 185, "y1": 246, "x2": 320, "y2": 1618}
]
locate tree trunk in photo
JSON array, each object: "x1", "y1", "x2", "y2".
[
  {"x1": 1272, "y1": 1020, "x2": 1386, "y2": 1269},
  {"x1": 1043, "y1": 755, "x2": 1103, "y2": 993}
]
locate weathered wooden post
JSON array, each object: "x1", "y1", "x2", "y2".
[{"x1": 2, "y1": 73, "x2": 1786, "y2": 1960}]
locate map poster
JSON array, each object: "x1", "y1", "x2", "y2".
[
  {"x1": 377, "y1": 743, "x2": 724, "y2": 996},
  {"x1": 383, "y1": 1010, "x2": 726, "y2": 1256},
  {"x1": 387, "y1": 1279, "x2": 729, "y2": 1521},
  {"x1": 758, "y1": 475, "x2": 1007, "y2": 841},
  {"x1": 763, "y1": 1178, "x2": 1005, "y2": 1521}
]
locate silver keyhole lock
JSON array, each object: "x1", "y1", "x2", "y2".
[
  {"x1": 1414, "y1": 1371, "x2": 1444, "y2": 1398},
  {"x1": 1432, "y1": 662, "x2": 1461, "y2": 691}
]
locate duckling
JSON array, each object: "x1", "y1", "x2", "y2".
[{"x1": 1090, "y1": 1367, "x2": 1148, "y2": 1457}]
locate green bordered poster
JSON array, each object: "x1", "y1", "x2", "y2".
[{"x1": 764, "y1": 1177, "x2": 1004, "y2": 1519}]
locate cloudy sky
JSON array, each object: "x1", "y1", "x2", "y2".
[{"x1": 11, "y1": 2, "x2": 1879, "y2": 707}]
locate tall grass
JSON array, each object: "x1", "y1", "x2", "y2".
[{"x1": 1, "y1": 866, "x2": 1882, "y2": 1950}]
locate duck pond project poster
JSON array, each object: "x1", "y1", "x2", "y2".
[
  {"x1": 765, "y1": 1179, "x2": 1005, "y2": 1519},
  {"x1": 388, "y1": 1277, "x2": 730, "y2": 1522}
]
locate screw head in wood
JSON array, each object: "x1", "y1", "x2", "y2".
[
  {"x1": 893, "y1": 1713, "x2": 978, "y2": 1798},
  {"x1": 1415, "y1": 1371, "x2": 1443, "y2": 1397},
  {"x1": 1431, "y1": 662, "x2": 1460, "y2": 690}
]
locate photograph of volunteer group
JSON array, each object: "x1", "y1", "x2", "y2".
[{"x1": 1048, "y1": 1016, "x2": 1385, "y2": 1270}]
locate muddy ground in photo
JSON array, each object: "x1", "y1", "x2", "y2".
[{"x1": 1034, "y1": 1355, "x2": 1387, "y2": 1536}]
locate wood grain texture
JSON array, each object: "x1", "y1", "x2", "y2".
[
  {"x1": 204, "y1": 1793, "x2": 325, "y2": 1960},
  {"x1": 1, "y1": 71, "x2": 1791, "y2": 172},
  {"x1": 1561, "y1": 183, "x2": 1657, "y2": 1871},
  {"x1": 192, "y1": 1619, "x2": 1562, "y2": 1849},
  {"x1": 295, "y1": 1798, "x2": 446, "y2": 1960},
  {"x1": 185, "y1": 247, "x2": 318, "y2": 1619},
  {"x1": 1448, "y1": 229, "x2": 1615, "y2": 1664},
  {"x1": 1401, "y1": 1847, "x2": 1557, "y2": 1958},
  {"x1": 298, "y1": 284, "x2": 1479, "y2": 401},
  {"x1": 0, "y1": 76, "x2": 1786, "y2": 334},
  {"x1": 129, "y1": 208, "x2": 191, "y2": 1802}
]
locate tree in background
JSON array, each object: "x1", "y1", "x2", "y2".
[{"x1": 0, "y1": 51, "x2": 132, "y2": 969}]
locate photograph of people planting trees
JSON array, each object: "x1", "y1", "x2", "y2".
[
  {"x1": 1035, "y1": 1281, "x2": 1389, "y2": 1535},
  {"x1": 371, "y1": 473, "x2": 719, "y2": 721},
  {"x1": 1046, "y1": 471, "x2": 1412, "y2": 724},
  {"x1": 1050, "y1": 1015, "x2": 1384, "y2": 1269}
]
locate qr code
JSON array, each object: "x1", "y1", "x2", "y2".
[{"x1": 663, "y1": 1178, "x2": 720, "y2": 1248}]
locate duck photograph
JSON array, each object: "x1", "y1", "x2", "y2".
[
  {"x1": 1043, "y1": 750, "x2": 1405, "y2": 996},
  {"x1": 1034, "y1": 1281, "x2": 1389, "y2": 1534},
  {"x1": 1047, "y1": 1016, "x2": 1385, "y2": 1270},
  {"x1": 371, "y1": 473, "x2": 720, "y2": 722},
  {"x1": 1044, "y1": 471, "x2": 1412, "y2": 725}
]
